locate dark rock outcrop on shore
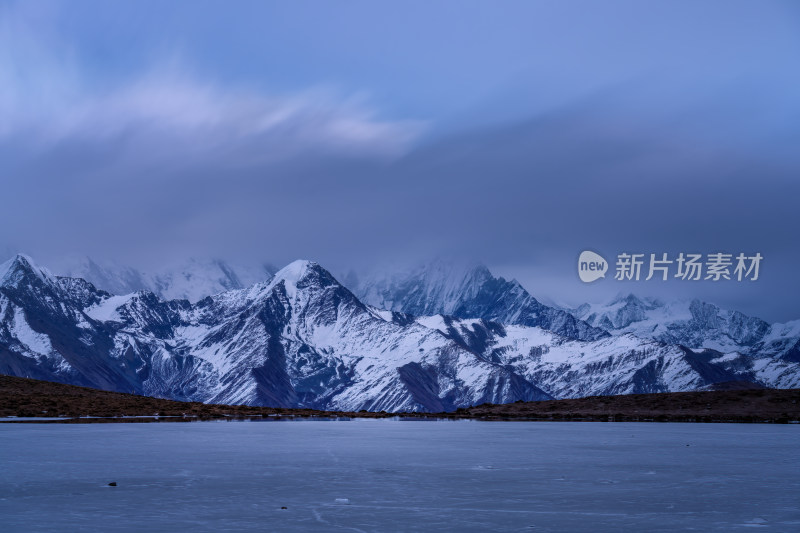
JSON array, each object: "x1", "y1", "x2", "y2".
[
  {"x1": 459, "y1": 382, "x2": 800, "y2": 423},
  {"x1": 2, "y1": 374, "x2": 799, "y2": 423},
  {"x1": 0, "y1": 374, "x2": 353, "y2": 420}
]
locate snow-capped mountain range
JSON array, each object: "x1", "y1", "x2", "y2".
[
  {"x1": 572, "y1": 294, "x2": 800, "y2": 363},
  {"x1": 1, "y1": 254, "x2": 798, "y2": 412}
]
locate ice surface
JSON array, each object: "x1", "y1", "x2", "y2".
[{"x1": 1, "y1": 421, "x2": 798, "y2": 532}]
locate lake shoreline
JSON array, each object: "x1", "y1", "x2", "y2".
[{"x1": 2, "y1": 374, "x2": 799, "y2": 424}]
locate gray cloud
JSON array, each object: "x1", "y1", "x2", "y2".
[
  {"x1": 0, "y1": 4, "x2": 423, "y2": 160},
  {"x1": 1, "y1": 1, "x2": 798, "y2": 322},
  {"x1": 0, "y1": 70, "x2": 423, "y2": 161},
  {"x1": 4, "y1": 87, "x2": 797, "y2": 322}
]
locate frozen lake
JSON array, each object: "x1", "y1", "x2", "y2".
[{"x1": 1, "y1": 421, "x2": 798, "y2": 532}]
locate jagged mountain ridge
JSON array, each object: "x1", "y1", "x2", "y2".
[
  {"x1": 573, "y1": 294, "x2": 800, "y2": 363},
  {"x1": 353, "y1": 261, "x2": 609, "y2": 342},
  {"x1": 398, "y1": 314, "x2": 800, "y2": 397}
]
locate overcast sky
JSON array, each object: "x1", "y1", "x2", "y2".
[{"x1": 1, "y1": 0, "x2": 799, "y2": 321}]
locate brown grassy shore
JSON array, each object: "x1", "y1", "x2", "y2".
[{"x1": 1, "y1": 374, "x2": 799, "y2": 423}]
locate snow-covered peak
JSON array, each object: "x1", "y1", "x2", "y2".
[
  {"x1": 52, "y1": 255, "x2": 150, "y2": 297},
  {"x1": 0, "y1": 253, "x2": 54, "y2": 288},
  {"x1": 354, "y1": 260, "x2": 498, "y2": 317},
  {"x1": 255, "y1": 260, "x2": 342, "y2": 305},
  {"x1": 353, "y1": 259, "x2": 607, "y2": 341},
  {"x1": 766, "y1": 319, "x2": 800, "y2": 340},
  {"x1": 575, "y1": 293, "x2": 670, "y2": 330},
  {"x1": 272, "y1": 260, "x2": 318, "y2": 285},
  {"x1": 574, "y1": 293, "x2": 779, "y2": 353},
  {"x1": 609, "y1": 292, "x2": 651, "y2": 307},
  {"x1": 50, "y1": 255, "x2": 276, "y2": 302},
  {"x1": 151, "y1": 258, "x2": 257, "y2": 302}
]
